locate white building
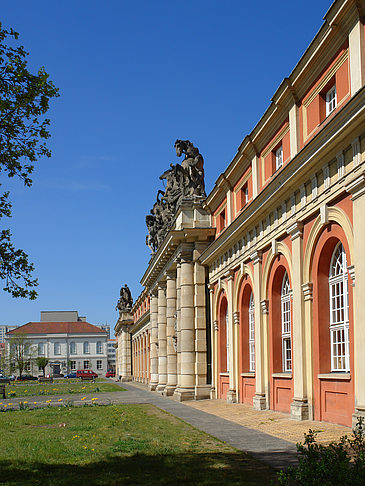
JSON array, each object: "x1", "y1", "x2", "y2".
[{"x1": 5, "y1": 311, "x2": 108, "y2": 376}]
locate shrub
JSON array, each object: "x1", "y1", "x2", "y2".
[{"x1": 277, "y1": 418, "x2": 365, "y2": 485}]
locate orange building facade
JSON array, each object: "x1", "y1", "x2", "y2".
[{"x1": 116, "y1": 0, "x2": 365, "y2": 427}]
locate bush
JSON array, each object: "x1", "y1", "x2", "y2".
[{"x1": 277, "y1": 418, "x2": 365, "y2": 485}]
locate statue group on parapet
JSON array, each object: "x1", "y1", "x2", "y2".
[
  {"x1": 146, "y1": 140, "x2": 206, "y2": 253},
  {"x1": 116, "y1": 284, "x2": 133, "y2": 316}
]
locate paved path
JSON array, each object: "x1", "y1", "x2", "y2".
[
  {"x1": 1, "y1": 380, "x2": 298, "y2": 469},
  {"x1": 112, "y1": 382, "x2": 298, "y2": 469}
]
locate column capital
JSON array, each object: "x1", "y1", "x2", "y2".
[
  {"x1": 207, "y1": 283, "x2": 215, "y2": 293},
  {"x1": 179, "y1": 243, "x2": 194, "y2": 262},
  {"x1": 260, "y1": 299, "x2": 269, "y2": 314},
  {"x1": 213, "y1": 320, "x2": 219, "y2": 332},
  {"x1": 286, "y1": 221, "x2": 303, "y2": 240},
  {"x1": 165, "y1": 269, "x2": 176, "y2": 280},
  {"x1": 223, "y1": 269, "x2": 235, "y2": 281},
  {"x1": 149, "y1": 287, "x2": 158, "y2": 298},
  {"x1": 345, "y1": 171, "x2": 365, "y2": 200},
  {"x1": 250, "y1": 250, "x2": 262, "y2": 265},
  {"x1": 302, "y1": 282, "x2": 313, "y2": 301},
  {"x1": 158, "y1": 281, "x2": 167, "y2": 290},
  {"x1": 348, "y1": 264, "x2": 355, "y2": 286}
]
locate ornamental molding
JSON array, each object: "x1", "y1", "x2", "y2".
[
  {"x1": 233, "y1": 311, "x2": 240, "y2": 325},
  {"x1": 260, "y1": 299, "x2": 269, "y2": 314},
  {"x1": 302, "y1": 282, "x2": 313, "y2": 301}
]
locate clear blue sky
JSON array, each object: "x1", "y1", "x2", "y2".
[{"x1": 0, "y1": 0, "x2": 332, "y2": 330}]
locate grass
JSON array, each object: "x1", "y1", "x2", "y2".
[
  {"x1": 5, "y1": 381, "x2": 124, "y2": 398},
  {"x1": 0, "y1": 404, "x2": 277, "y2": 485}
]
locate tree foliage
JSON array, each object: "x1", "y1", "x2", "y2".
[
  {"x1": 5, "y1": 333, "x2": 34, "y2": 377},
  {"x1": 36, "y1": 356, "x2": 49, "y2": 377},
  {"x1": 0, "y1": 23, "x2": 59, "y2": 299}
]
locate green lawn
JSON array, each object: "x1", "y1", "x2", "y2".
[
  {"x1": 5, "y1": 381, "x2": 123, "y2": 398},
  {"x1": 0, "y1": 404, "x2": 277, "y2": 485}
]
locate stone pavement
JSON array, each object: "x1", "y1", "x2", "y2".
[{"x1": 0, "y1": 380, "x2": 352, "y2": 470}]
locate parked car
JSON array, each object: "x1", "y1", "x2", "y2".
[
  {"x1": 76, "y1": 369, "x2": 98, "y2": 379},
  {"x1": 64, "y1": 372, "x2": 77, "y2": 379},
  {"x1": 0, "y1": 374, "x2": 15, "y2": 381},
  {"x1": 16, "y1": 375, "x2": 38, "y2": 381},
  {"x1": 105, "y1": 371, "x2": 115, "y2": 378}
]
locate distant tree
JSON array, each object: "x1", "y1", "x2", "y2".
[
  {"x1": 0, "y1": 23, "x2": 59, "y2": 299},
  {"x1": 6, "y1": 333, "x2": 34, "y2": 377},
  {"x1": 36, "y1": 357, "x2": 49, "y2": 377}
]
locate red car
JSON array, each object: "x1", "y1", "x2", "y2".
[
  {"x1": 105, "y1": 371, "x2": 115, "y2": 378},
  {"x1": 76, "y1": 369, "x2": 98, "y2": 379}
]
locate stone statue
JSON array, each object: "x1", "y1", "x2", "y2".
[
  {"x1": 116, "y1": 284, "x2": 133, "y2": 314},
  {"x1": 145, "y1": 140, "x2": 206, "y2": 253}
]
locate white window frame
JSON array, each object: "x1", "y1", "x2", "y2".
[
  {"x1": 97, "y1": 360, "x2": 102, "y2": 370},
  {"x1": 70, "y1": 342, "x2": 76, "y2": 355},
  {"x1": 281, "y1": 272, "x2": 292, "y2": 372},
  {"x1": 70, "y1": 360, "x2": 76, "y2": 370},
  {"x1": 248, "y1": 293, "x2": 255, "y2": 372},
  {"x1": 54, "y1": 342, "x2": 61, "y2": 355},
  {"x1": 38, "y1": 343, "x2": 45, "y2": 356},
  {"x1": 83, "y1": 342, "x2": 90, "y2": 354},
  {"x1": 96, "y1": 341, "x2": 102, "y2": 354},
  {"x1": 326, "y1": 85, "x2": 337, "y2": 116},
  {"x1": 329, "y1": 243, "x2": 350, "y2": 372},
  {"x1": 275, "y1": 145, "x2": 283, "y2": 170},
  {"x1": 83, "y1": 360, "x2": 89, "y2": 369}
]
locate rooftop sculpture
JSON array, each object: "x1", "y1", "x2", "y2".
[
  {"x1": 146, "y1": 140, "x2": 206, "y2": 253},
  {"x1": 116, "y1": 284, "x2": 133, "y2": 316}
]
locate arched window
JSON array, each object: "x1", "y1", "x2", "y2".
[
  {"x1": 248, "y1": 293, "x2": 255, "y2": 372},
  {"x1": 329, "y1": 243, "x2": 349, "y2": 371},
  {"x1": 281, "y1": 272, "x2": 292, "y2": 372},
  {"x1": 226, "y1": 308, "x2": 230, "y2": 372}
]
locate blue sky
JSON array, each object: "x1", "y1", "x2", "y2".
[{"x1": 0, "y1": 0, "x2": 332, "y2": 330}]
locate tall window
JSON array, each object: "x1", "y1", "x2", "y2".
[
  {"x1": 70, "y1": 360, "x2": 76, "y2": 370},
  {"x1": 38, "y1": 343, "x2": 45, "y2": 356},
  {"x1": 329, "y1": 243, "x2": 349, "y2": 372},
  {"x1": 97, "y1": 360, "x2": 102, "y2": 370},
  {"x1": 83, "y1": 342, "x2": 90, "y2": 354},
  {"x1": 96, "y1": 341, "x2": 102, "y2": 354},
  {"x1": 326, "y1": 85, "x2": 337, "y2": 116},
  {"x1": 281, "y1": 272, "x2": 292, "y2": 372},
  {"x1": 275, "y1": 145, "x2": 283, "y2": 170},
  {"x1": 83, "y1": 360, "x2": 89, "y2": 369},
  {"x1": 54, "y1": 343, "x2": 61, "y2": 355},
  {"x1": 226, "y1": 308, "x2": 230, "y2": 372},
  {"x1": 70, "y1": 342, "x2": 76, "y2": 355},
  {"x1": 248, "y1": 293, "x2": 255, "y2": 372}
]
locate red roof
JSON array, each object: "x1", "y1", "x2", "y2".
[{"x1": 7, "y1": 322, "x2": 107, "y2": 335}]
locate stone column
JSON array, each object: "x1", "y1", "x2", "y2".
[
  {"x1": 302, "y1": 282, "x2": 314, "y2": 419},
  {"x1": 176, "y1": 260, "x2": 182, "y2": 388},
  {"x1": 226, "y1": 271, "x2": 237, "y2": 403},
  {"x1": 120, "y1": 326, "x2": 132, "y2": 382},
  {"x1": 233, "y1": 311, "x2": 240, "y2": 402},
  {"x1": 164, "y1": 270, "x2": 177, "y2": 396},
  {"x1": 148, "y1": 289, "x2": 159, "y2": 391},
  {"x1": 287, "y1": 222, "x2": 309, "y2": 420},
  {"x1": 194, "y1": 245, "x2": 210, "y2": 399},
  {"x1": 251, "y1": 251, "x2": 267, "y2": 410},
  {"x1": 156, "y1": 283, "x2": 167, "y2": 393},
  {"x1": 345, "y1": 173, "x2": 365, "y2": 426},
  {"x1": 174, "y1": 244, "x2": 195, "y2": 401},
  {"x1": 289, "y1": 102, "x2": 300, "y2": 159},
  {"x1": 349, "y1": 17, "x2": 365, "y2": 96},
  {"x1": 208, "y1": 284, "x2": 216, "y2": 399}
]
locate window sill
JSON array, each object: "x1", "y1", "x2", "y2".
[
  {"x1": 219, "y1": 372, "x2": 229, "y2": 377},
  {"x1": 318, "y1": 373, "x2": 351, "y2": 381},
  {"x1": 241, "y1": 372, "x2": 255, "y2": 378},
  {"x1": 272, "y1": 373, "x2": 292, "y2": 379}
]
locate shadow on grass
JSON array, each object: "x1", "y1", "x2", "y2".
[{"x1": 0, "y1": 451, "x2": 279, "y2": 485}]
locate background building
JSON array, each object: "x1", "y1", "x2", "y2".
[
  {"x1": 0, "y1": 325, "x2": 18, "y2": 343},
  {"x1": 6, "y1": 311, "x2": 108, "y2": 376}
]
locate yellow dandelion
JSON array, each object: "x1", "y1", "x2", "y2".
[
  {"x1": 23, "y1": 401, "x2": 28, "y2": 404},
  {"x1": 8, "y1": 403, "x2": 12, "y2": 405},
  {"x1": 34, "y1": 402, "x2": 37, "y2": 404},
  {"x1": 83, "y1": 446, "x2": 87, "y2": 449},
  {"x1": 91, "y1": 448, "x2": 95, "y2": 451},
  {"x1": 58, "y1": 398, "x2": 63, "y2": 402},
  {"x1": 91, "y1": 398, "x2": 98, "y2": 401},
  {"x1": 46, "y1": 400, "x2": 51, "y2": 403},
  {"x1": 4, "y1": 404, "x2": 7, "y2": 408},
  {"x1": 81, "y1": 397, "x2": 86, "y2": 401}
]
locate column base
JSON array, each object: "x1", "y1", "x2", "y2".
[
  {"x1": 173, "y1": 387, "x2": 195, "y2": 401},
  {"x1": 290, "y1": 399, "x2": 309, "y2": 421},
  {"x1": 194, "y1": 385, "x2": 211, "y2": 400},
  {"x1": 148, "y1": 382, "x2": 158, "y2": 391},
  {"x1": 253, "y1": 394, "x2": 267, "y2": 410},
  {"x1": 352, "y1": 407, "x2": 365, "y2": 429},
  {"x1": 156, "y1": 384, "x2": 166, "y2": 394},
  {"x1": 226, "y1": 389, "x2": 237, "y2": 404},
  {"x1": 210, "y1": 387, "x2": 216, "y2": 399},
  {"x1": 163, "y1": 385, "x2": 176, "y2": 397},
  {"x1": 120, "y1": 376, "x2": 132, "y2": 382}
]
